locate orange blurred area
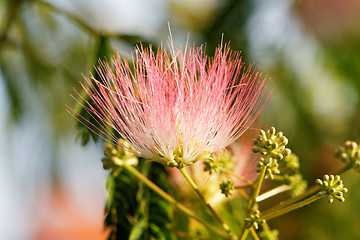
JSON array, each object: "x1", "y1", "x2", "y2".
[{"x1": 34, "y1": 185, "x2": 107, "y2": 240}]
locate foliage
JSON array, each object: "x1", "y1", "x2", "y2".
[{"x1": 105, "y1": 161, "x2": 175, "y2": 240}]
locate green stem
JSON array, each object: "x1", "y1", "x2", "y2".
[
  {"x1": 261, "y1": 222, "x2": 275, "y2": 240},
  {"x1": 36, "y1": 0, "x2": 135, "y2": 40},
  {"x1": 248, "y1": 165, "x2": 267, "y2": 211},
  {"x1": 122, "y1": 163, "x2": 230, "y2": 239},
  {"x1": 256, "y1": 184, "x2": 291, "y2": 202},
  {"x1": 220, "y1": 167, "x2": 253, "y2": 185},
  {"x1": 237, "y1": 188, "x2": 251, "y2": 201},
  {"x1": 250, "y1": 227, "x2": 260, "y2": 240},
  {"x1": 335, "y1": 164, "x2": 353, "y2": 175},
  {"x1": 261, "y1": 185, "x2": 318, "y2": 217},
  {"x1": 239, "y1": 228, "x2": 249, "y2": 240},
  {"x1": 240, "y1": 165, "x2": 267, "y2": 239},
  {"x1": 178, "y1": 167, "x2": 235, "y2": 239},
  {"x1": 36, "y1": 0, "x2": 97, "y2": 35},
  {"x1": 262, "y1": 194, "x2": 322, "y2": 221}
]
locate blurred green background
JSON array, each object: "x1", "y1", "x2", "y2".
[{"x1": 1, "y1": 0, "x2": 359, "y2": 239}]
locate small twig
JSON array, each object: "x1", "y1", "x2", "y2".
[
  {"x1": 178, "y1": 167, "x2": 235, "y2": 239},
  {"x1": 237, "y1": 188, "x2": 251, "y2": 201},
  {"x1": 250, "y1": 227, "x2": 260, "y2": 240},
  {"x1": 239, "y1": 227, "x2": 249, "y2": 240},
  {"x1": 262, "y1": 194, "x2": 321, "y2": 221},
  {"x1": 248, "y1": 165, "x2": 267, "y2": 211},
  {"x1": 36, "y1": 0, "x2": 97, "y2": 35},
  {"x1": 256, "y1": 184, "x2": 291, "y2": 202},
  {"x1": 220, "y1": 167, "x2": 253, "y2": 185},
  {"x1": 35, "y1": 0, "x2": 137, "y2": 41}
]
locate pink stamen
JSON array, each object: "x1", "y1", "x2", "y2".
[{"x1": 68, "y1": 40, "x2": 270, "y2": 164}]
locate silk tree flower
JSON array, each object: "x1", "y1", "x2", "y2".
[{"x1": 68, "y1": 40, "x2": 270, "y2": 168}]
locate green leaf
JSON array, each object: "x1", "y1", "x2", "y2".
[
  {"x1": 131, "y1": 162, "x2": 175, "y2": 240},
  {"x1": 105, "y1": 175, "x2": 115, "y2": 211},
  {"x1": 104, "y1": 168, "x2": 139, "y2": 239},
  {"x1": 106, "y1": 174, "x2": 115, "y2": 190},
  {"x1": 149, "y1": 223, "x2": 166, "y2": 240},
  {"x1": 75, "y1": 128, "x2": 90, "y2": 146},
  {"x1": 129, "y1": 219, "x2": 147, "y2": 240}
]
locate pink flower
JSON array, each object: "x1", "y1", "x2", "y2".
[{"x1": 68, "y1": 40, "x2": 270, "y2": 167}]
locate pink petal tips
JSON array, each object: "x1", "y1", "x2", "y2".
[{"x1": 67, "y1": 40, "x2": 270, "y2": 167}]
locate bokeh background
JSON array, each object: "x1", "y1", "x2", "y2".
[{"x1": 1, "y1": 0, "x2": 360, "y2": 239}]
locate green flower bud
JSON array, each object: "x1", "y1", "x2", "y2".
[
  {"x1": 257, "y1": 157, "x2": 280, "y2": 179},
  {"x1": 334, "y1": 141, "x2": 360, "y2": 171},
  {"x1": 252, "y1": 126, "x2": 291, "y2": 161},
  {"x1": 101, "y1": 157, "x2": 114, "y2": 170},
  {"x1": 104, "y1": 142, "x2": 118, "y2": 158},
  {"x1": 252, "y1": 147, "x2": 260, "y2": 153},
  {"x1": 316, "y1": 175, "x2": 348, "y2": 203},
  {"x1": 220, "y1": 179, "x2": 235, "y2": 197},
  {"x1": 245, "y1": 210, "x2": 265, "y2": 229}
]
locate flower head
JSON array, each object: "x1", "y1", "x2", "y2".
[{"x1": 68, "y1": 39, "x2": 270, "y2": 167}]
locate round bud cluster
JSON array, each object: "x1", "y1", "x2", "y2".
[
  {"x1": 252, "y1": 127, "x2": 291, "y2": 161},
  {"x1": 245, "y1": 210, "x2": 265, "y2": 229},
  {"x1": 334, "y1": 141, "x2": 360, "y2": 171},
  {"x1": 257, "y1": 158, "x2": 280, "y2": 179},
  {"x1": 219, "y1": 179, "x2": 235, "y2": 197},
  {"x1": 316, "y1": 175, "x2": 348, "y2": 203},
  {"x1": 253, "y1": 127, "x2": 291, "y2": 178}
]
